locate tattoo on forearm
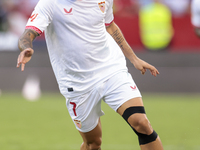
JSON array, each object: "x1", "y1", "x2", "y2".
[
  {"x1": 19, "y1": 38, "x2": 32, "y2": 51},
  {"x1": 18, "y1": 30, "x2": 38, "y2": 51},
  {"x1": 111, "y1": 29, "x2": 125, "y2": 48}
]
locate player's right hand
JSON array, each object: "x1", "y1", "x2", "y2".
[
  {"x1": 132, "y1": 57, "x2": 160, "y2": 77},
  {"x1": 17, "y1": 48, "x2": 34, "y2": 71}
]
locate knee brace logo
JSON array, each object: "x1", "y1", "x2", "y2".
[{"x1": 74, "y1": 119, "x2": 82, "y2": 129}]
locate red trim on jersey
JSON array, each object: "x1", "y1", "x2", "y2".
[
  {"x1": 105, "y1": 20, "x2": 114, "y2": 27},
  {"x1": 25, "y1": 26, "x2": 43, "y2": 35}
]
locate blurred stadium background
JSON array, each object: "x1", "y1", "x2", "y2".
[{"x1": 0, "y1": 0, "x2": 200, "y2": 150}]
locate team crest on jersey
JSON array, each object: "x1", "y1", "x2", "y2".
[
  {"x1": 98, "y1": 1, "x2": 106, "y2": 13},
  {"x1": 74, "y1": 119, "x2": 82, "y2": 129},
  {"x1": 30, "y1": 13, "x2": 38, "y2": 22}
]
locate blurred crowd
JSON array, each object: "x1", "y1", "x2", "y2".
[
  {"x1": 0, "y1": 0, "x2": 38, "y2": 51},
  {"x1": 114, "y1": 0, "x2": 193, "y2": 51},
  {"x1": 0, "y1": 0, "x2": 192, "y2": 51},
  {"x1": 114, "y1": 0, "x2": 191, "y2": 17}
]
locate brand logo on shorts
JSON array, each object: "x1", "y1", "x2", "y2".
[
  {"x1": 130, "y1": 86, "x2": 137, "y2": 90},
  {"x1": 64, "y1": 8, "x2": 73, "y2": 15},
  {"x1": 98, "y1": 1, "x2": 106, "y2": 13},
  {"x1": 74, "y1": 119, "x2": 82, "y2": 129}
]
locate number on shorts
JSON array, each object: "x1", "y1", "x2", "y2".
[{"x1": 70, "y1": 102, "x2": 77, "y2": 116}]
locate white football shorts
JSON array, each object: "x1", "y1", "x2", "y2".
[{"x1": 66, "y1": 71, "x2": 142, "y2": 132}]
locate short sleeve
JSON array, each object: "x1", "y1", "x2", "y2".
[
  {"x1": 105, "y1": 0, "x2": 114, "y2": 26},
  {"x1": 26, "y1": 0, "x2": 55, "y2": 35},
  {"x1": 191, "y1": 0, "x2": 200, "y2": 28}
]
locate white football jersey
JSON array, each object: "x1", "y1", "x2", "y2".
[
  {"x1": 191, "y1": 0, "x2": 200, "y2": 27},
  {"x1": 26, "y1": 0, "x2": 127, "y2": 97}
]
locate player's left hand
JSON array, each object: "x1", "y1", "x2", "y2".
[
  {"x1": 132, "y1": 57, "x2": 160, "y2": 77},
  {"x1": 17, "y1": 48, "x2": 34, "y2": 71}
]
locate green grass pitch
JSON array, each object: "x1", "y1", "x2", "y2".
[{"x1": 0, "y1": 93, "x2": 200, "y2": 150}]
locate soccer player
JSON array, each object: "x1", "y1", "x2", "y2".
[
  {"x1": 191, "y1": 0, "x2": 200, "y2": 37},
  {"x1": 17, "y1": 0, "x2": 164, "y2": 150}
]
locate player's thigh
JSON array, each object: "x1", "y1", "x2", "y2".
[
  {"x1": 117, "y1": 97, "x2": 144, "y2": 116},
  {"x1": 66, "y1": 87, "x2": 104, "y2": 133},
  {"x1": 103, "y1": 71, "x2": 142, "y2": 112}
]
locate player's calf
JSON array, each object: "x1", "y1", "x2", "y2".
[{"x1": 122, "y1": 106, "x2": 158, "y2": 145}]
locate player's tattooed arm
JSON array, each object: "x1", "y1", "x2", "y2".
[
  {"x1": 18, "y1": 29, "x2": 39, "y2": 51},
  {"x1": 110, "y1": 28, "x2": 125, "y2": 50},
  {"x1": 17, "y1": 29, "x2": 39, "y2": 71},
  {"x1": 106, "y1": 22, "x2": 137, "y2": 63},
  {"x1": 106, "y1": 22, "x2": 159, "y2": 76}
]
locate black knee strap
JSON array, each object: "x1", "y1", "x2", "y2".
[
  {"x1": 122, "y1": 106, "x2": 146, "y2": 121},
  {"x1": 122, "y1": 106, "x2": 158, "y2": 145}
]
